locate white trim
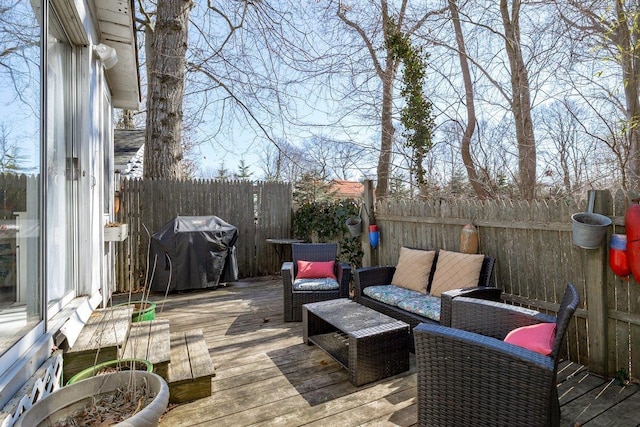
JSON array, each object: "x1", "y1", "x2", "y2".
[
  {"x1": 0, "y1": 323, "x2": 45, "y2": 376},
  {"x1": 0, "y1": 327, "x2": 50, "y2": 410},
  {"x1": 46, "y1": 290, "x2": 75, "y2": 320},
  {"x1": 58, "y1": 293, "x2": 101, "y2": 347},
  {"x1": 0, "y1": 352, "x2": 63, "y2": 427},
  {"x1": 0, "y1": 293, "x2": 101, "y2": 410}
]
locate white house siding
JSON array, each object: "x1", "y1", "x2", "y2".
[{"x1": 0, "y1": 0, "x2": 139, "y2": 416}]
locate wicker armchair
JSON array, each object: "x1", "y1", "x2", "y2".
[
  {"x1": 282, "y1": 243, "x2": 351, "y2": 322},
  {"x1": 413, "y1": 283, "x2": 580, "y2": 427}
]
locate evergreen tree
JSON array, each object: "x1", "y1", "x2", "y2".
[
  {"x1": 216, "y1": 162, "x2": 231, "y2": 180},
  {"x1": 234, "y1": 159, "x2": 253, "y2": 180},
  {"x1": 293, "y1": 171, "x2": 334, "y2": 205},
  {"x1": 0, "y1": 126, "x2": 25, "y2": 173}
]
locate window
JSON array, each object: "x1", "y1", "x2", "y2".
[
  {"x1": 0, "y1": 0, "x2": 42, "y2": 355},
  {"x1": 46, "y1": 7, "x2": 75, "y2": 313}
]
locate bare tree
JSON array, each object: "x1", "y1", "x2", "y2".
[
  {"x1": 499, "y1": 0, "x2": 537, "y2": 200},
  {"x1": 0, "y1": 124, "x2": 26, "y2": 173},
  {"x1": 448, "y1": 0, "x2": 490, "y2": 199},
  {"x1": 312, "y1": 1, "x2": 446, "y2": 199},
  {"x1": 537, "y1": 100, "x2": 589, "y2": 194},
  {"x1": 558, "y1": 0, "x2": 640, "y2": 190},
  {"x1": 141, "y1": 0, "x2": 193, "y2": 179},
  {"x1": 259, "y1": 140, "x2": 305, "y2": 183},
  {"x1": 301, "y1": 135, "x2": 370, "y2": 180}
]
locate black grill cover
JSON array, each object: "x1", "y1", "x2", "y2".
[{"x1": 149, "y1": 216, "x2": 238, "y2": 292}]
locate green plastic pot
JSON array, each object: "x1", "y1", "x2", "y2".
[
  {"x1": 117, "y1": 300, "x2": 156, "y2": 322},
  {"x1": 66, "y1": 358, "x2": 153, "y2": 385}
]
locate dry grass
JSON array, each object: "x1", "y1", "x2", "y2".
[{"x1": 52, "y1": 376, "x2": 155, "y2": 427}]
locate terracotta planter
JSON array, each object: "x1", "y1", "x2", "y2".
[{"x1": 15, "y1": 371, "x2": 169, "y2": 427}]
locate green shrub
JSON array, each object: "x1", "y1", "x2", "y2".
[{"x1": 292, "y1": 199, "x2": 364, "y2": 270}]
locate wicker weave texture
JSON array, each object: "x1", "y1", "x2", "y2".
[
  {"x1": 413, "y1": 283, "x2": 579, "y2": 427},
  {"x1": 303, "y1": 299, "x2": 410, "y2": 386},
  {"x1": 353, "y1": 254, "x2": 498, "y2": 349},
  {"x1": 283, "y1": 243, "x2": 351, "y2": 322}
]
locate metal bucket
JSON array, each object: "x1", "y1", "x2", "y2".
[
  {"x1": 571, "y1": 191, "x2": 611, "y2": 249},
  {"x1": 345, "y1": 217, "x2": 362, "y2": 237}
]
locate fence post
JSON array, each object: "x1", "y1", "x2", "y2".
[
  {"x1": 584, "y1": 189, "x2": 611, "y2": 376},
  {"x1": 361, "y1": 180, "x2": 376, "y2": 267}
]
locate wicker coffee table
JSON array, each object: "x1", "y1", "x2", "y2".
[{"x1": 302, "y1": 298, "x2": 410, "y2": 386}]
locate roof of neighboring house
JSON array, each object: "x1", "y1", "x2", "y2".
[
  {"x1": 114, "y1": 129, "x2": 144, "y2": 177},
  {"x1": 329, "y1": 180, "x2": 364, "y2": 199}
]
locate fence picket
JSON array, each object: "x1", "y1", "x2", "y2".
[
  {"x1": 115, "y1": 178, "x2": 291, "y2": 292},
  {"x1": 372, "y1": 189, "x2": 639, "y2": 378}
]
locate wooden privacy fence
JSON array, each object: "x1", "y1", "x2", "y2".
[
  {"x1": 361, "y1": 183, "x2": 638, "y2": 379},
  {"x1": 0, "y1": 174, "x2": 31, "y2": 219},
  {"x1": 114, "y1": 178, "x2": 292, "y2": 292}
]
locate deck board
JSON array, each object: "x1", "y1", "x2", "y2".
[
  {"x1": 62, "y1": 305, "x2": 132, "y2": 380},
  {"x1": 123, "y1": 319, "x2": 170, "y2": 379},
  {"x1": 111, "y1": 277, "x2": 640, "y2": 426}
]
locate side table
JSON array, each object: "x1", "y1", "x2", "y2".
[{"x1": 266, "y1": 238, "x2": 304, "y2": 276}]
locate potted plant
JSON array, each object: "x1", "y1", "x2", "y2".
[
  {"x1": 117, "y1": 300, "x2": 157, "y2": 322},
  {"x1": 118, "y1": 224, "x2": 165, "y2": 323},
  {"x1": 15, "y1": 371, "x2": 169, "y2": 426},
  {"x1": 345, "y1": 216, "x2": 362, "y2": 237},
  {"x1": 66, "y1": 358, "x2": 153, "y2": 385}
]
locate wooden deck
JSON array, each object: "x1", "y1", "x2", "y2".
[{"x1": 120, "y1": 277, "x2": 640, "y2": 426}]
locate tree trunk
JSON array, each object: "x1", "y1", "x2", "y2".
[
  {"x1": 377, "y1": 62, "x2": 395, "y2": 200},
  {"x1": 615, "y1": 1, "x2": 640, "y2": 190},
  {"x1": 500, "y1": 0, "x2": 537, "y2": 200},
  {"x1": 144, "y1": 0, "x2": 192, "y2": 179},
  {"x1": 118, "y1": 110, "x2": 135, "y2": 129},
  {"x1": 449, "y1": 0, "x2": 490, "y2": 200}
]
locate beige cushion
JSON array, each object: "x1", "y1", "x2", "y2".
[
  {"x1": 391, "y1": 247, "x2": 436, "y2": 294},
  {"x1": 430, "y1": 250, "x2": 484, "y2": 297}
]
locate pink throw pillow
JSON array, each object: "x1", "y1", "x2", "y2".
[
  {"x1": 296, "y1": 260, "x2": 336, "y2": 279},
  {"x1": 504, "y1": 323, "x2": 556, "y2": 356}
]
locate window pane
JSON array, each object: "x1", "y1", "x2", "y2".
[
  {"x1": 0, "y1": 0, "x2": 42, "y2": 355},
  {"x1": 46, "y1": 9, "x2": 74, "y2": 307}
]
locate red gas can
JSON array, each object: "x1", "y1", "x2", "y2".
[
  {"x1": 609, "y1": 234, "x2": 631, "y2": 279},
  {"x1": 625, "y1": 201, "x2": 640, "y2": 282}
]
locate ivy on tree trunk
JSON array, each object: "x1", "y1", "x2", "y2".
[{"x1": 385, "y1": 17, "x2": 435, "y2": 196}]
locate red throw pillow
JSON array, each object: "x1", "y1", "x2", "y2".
[
  {"x1": 504, "y1": 323, "x2": 556, "y2": 356},
  {"x1": 296, "y1": 260, "x2": 336, "y2": 279}
]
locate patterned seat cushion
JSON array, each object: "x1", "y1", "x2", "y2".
[
  {"x1": 397, "y1": 295, "x2": 442, "y2": 322},
  {"x1": 293, "y1": 277, "x2": 340, "y2": 291},
  {"x1": 362, "y1": 285, "x2": 423, "y2": 307}
]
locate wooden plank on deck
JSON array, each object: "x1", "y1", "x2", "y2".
[
  {"x1": 102, "y1": 278, "x2": 640, "y2": 427},
  {"x1": 167, "y1": 328, "x2": 214, "y2": 404},
  {"x1": 63, "y1": 306, "x2": 132, "y2": 380},
  {"x1": 123, "y1": 319, "x2": 170, "y2": 379},
  {"x1": 558, "y1": 370, "x2": 607, "y2": 406},
  {"x1": 562, "y1": 377, "x2": 639, "y2": 426},
  {"x1": 585, "y1": 386, "x2": 640, "y2": 426}
]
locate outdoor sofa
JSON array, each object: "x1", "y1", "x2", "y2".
[{"x1": 353, "y1": 247, "x2": 499, "y2": 346}]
